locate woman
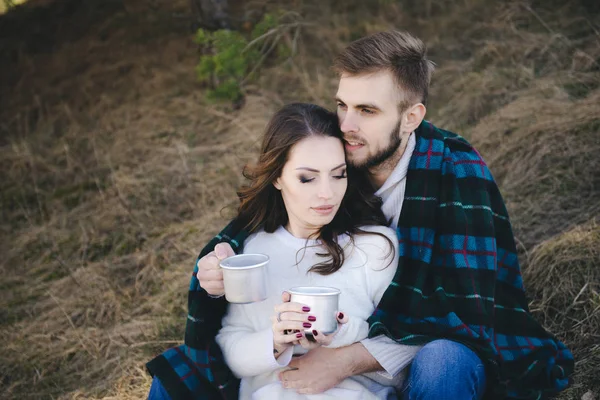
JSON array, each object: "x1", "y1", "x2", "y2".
[
  {"x1": 216, "y1": 103, "x2": 403, "y2": 400},
  {"x1": 148, "y1": 103, "x2": 410, "y2": 400}
]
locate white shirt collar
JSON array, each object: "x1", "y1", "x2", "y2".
[{"x1": 375, "y1": 132, "x2": 416, "y2": 196}]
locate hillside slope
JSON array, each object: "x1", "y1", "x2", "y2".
[{"x1": 0, "y1": 0, "x2": 598, "y2": 398}]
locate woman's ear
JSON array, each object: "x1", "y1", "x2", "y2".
[{"x1": 273, "y1": 179, "x2": 282, "y2": 190}]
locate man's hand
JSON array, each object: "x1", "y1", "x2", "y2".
[
  {"x1": 278, "y1": 342, "x2": 381, "y2": 394},
  {"x1": 278, "y1": 346, "x2": 347, "y2": 394},
  {"x1": 195, "y1": 243, "x2": 235, "y2": 296}
]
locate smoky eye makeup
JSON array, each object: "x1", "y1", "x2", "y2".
[
  {"x1": 299, "y1": 175, "x2": 315, "y2": 183},
  {"x1": 334, "y1": 169, "x2": 347, "y2": 179}
]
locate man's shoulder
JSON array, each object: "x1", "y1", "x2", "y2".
[
  {"x1": 415, "y1": 120, "x2": 475, "y2": 155},
  {"x1": 411, "y1": 121, "x2": 493, "y2": 182}
]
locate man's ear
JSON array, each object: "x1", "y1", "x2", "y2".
[
  {"x1": 402, "y1": 103, "x2": 426, "y2": 134},
  {"x1": 273, "y1": 179, "x2": 282, "y2": 190}
]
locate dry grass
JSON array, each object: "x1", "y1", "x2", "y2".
[
  {"x1": 436, "y1": 2, "x2": 600, "y2": 248},
  {"x1": 524, "y1": 220, "x2": 600, "y2": 398},
  {"x1": 0, "y1": 0, "x2": 598, "y2": 399},
  {"x1": 472, "y1": 87, "x2": 600, "y2": 243}
]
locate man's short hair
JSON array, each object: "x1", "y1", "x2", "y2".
[{"x1": 333, "y1": 31, "x2": 435, "y2": 106}]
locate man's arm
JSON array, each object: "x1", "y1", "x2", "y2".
[
  {"x1": 342, "y1": 342, "x2": 384, "y2": 375},
  {"x1": 148, "y1": 223, "x2": 246, "y2": 400},
  {"x1": 361, "y1": 336, "x2": 422, "y2": 378},
  {"x1": 279, "y1": 342, "x2": 383, "y2": 394}
]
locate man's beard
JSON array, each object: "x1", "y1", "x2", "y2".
[{"x1": 348, "y1": 119, "x2": 402, "y2": 170}]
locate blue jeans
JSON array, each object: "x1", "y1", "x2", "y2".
[
  {"x1": 148, "y1": 376, "x2": 172, "y2": 400},
  {"x1": 401, "y1": 339, "x2": 487, "y2": 400}
]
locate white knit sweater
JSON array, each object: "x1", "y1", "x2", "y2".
[{"x1": 216, "y1": 225, "x2": 401, "y2": 399}]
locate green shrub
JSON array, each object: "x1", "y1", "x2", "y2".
[{"x1": 194, "y1": 13, "x2": 290, "y2": 103}]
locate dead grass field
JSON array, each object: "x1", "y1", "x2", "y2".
[{"x1": 0, "y1": 0, "x2": 599, "y2": 398}]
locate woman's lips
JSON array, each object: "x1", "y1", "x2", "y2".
[{"x1": 312, "y1": 205, "x2": 335, "y2": 215}]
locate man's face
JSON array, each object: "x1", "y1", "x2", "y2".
[{"x1": 335, "y1": 70, "x2": 403, "y2": 169}]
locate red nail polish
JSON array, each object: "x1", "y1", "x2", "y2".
[
  {"x1": 338, "y1": 312, "x2": 344, "y2": 319},
  {"x1": 303, "y1": 322, "x2": 312, "y2": 328},
  {"x1": 312, "y1": 330, "x2": 318, "y2": 336},
  {"x1": 302, "y1": 306, "x2": 310, "y2": 312},
  {"x1": 308, "y1": 316, "x2": 316, "y2": 322},
  {"x1": 296, "y1": 332, "x2": 303, "y2": 338}
]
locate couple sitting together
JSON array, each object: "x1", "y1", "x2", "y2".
[{"x1": 146, "y1": 31, "x2": 573, "y2": 400}]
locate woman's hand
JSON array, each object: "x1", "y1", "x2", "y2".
[
  {"x1": 271, "y1": 292, "x2": 315, "y2": 357},
  {"x1": 297, "y1": 311, "x2": 348, "y2": 350}
]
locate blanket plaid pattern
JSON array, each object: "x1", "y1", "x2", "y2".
[{"x1": 146, "y1": 121, "x2": 573, "y2": 399}]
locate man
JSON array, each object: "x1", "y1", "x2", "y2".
[{"x1": 147, "y1": 31, "x2": 573, "y2": 399}]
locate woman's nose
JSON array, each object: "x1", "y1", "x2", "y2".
[{"x1": 318, "y1": 179, "x2": 334, "y2": 200}]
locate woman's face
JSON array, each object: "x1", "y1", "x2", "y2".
[{"x1": 274, "y1": 135, "x2": 347, "y2": 238}]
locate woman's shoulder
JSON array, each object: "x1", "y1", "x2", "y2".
[
  {"x1": 346, "y1": 225, "x2": 398, "y2": 271},
  {"x1": 347, "y1": 225, "x2": 398, "y2": 255},
  {"x1": 243, "y1": 228, "x2": 269, "y2": 249},
  {"x1": 354, "y1": 225, "x2": 397, "y2": 242},
  {"x1": 243, "y1": 226, "x2": 299, "y2": 251}
]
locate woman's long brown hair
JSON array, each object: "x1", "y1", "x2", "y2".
[{"x1": 236, "y1": 103, "x2": 393, "y2": 275}]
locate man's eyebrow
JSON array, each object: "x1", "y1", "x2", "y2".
[
  {"x1": 334, "y1": 97, "x2": 381, "y2": 111},
  {"x1": 355, "y1": 103, "x2": 382, "y2": 111},
  {"x1": 295, "y1": 163, "x2": 346, "y2": 172}
]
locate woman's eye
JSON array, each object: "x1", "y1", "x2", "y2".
[
  {"x1": 361, "y1": 108, "x2": 374, "y2": 114},
  {"x1": 299, "y1": 176, "x2": 315, "y2": 183},
  {"x1": 334, "y1": 171, "x2": 347, "y2": 179}
]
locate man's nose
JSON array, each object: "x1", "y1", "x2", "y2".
[{"x1": 339, "y1": 112, "x2": 358, "y2": 133}]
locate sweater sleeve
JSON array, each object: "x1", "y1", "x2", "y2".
[
  {"x1": 360, "y1": 335, "x2": 422, "y2": 378},
  {"x1": 215, "y1": 304, "x2": 293, "y2": 378},
  {"x1": 325, "y1": 315, "x2": 369, "y2": 349}
]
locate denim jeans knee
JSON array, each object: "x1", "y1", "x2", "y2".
[{"x1": 402, "y1": 339, "x2": 486, "y2": 400}]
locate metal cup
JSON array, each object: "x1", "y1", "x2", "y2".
[
  {"x1": 288, "y1": 286, "x2": 341, "y2": 334},
  {"x1": 220, "y1": 253, "x2": 269, "y2": 304}
]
